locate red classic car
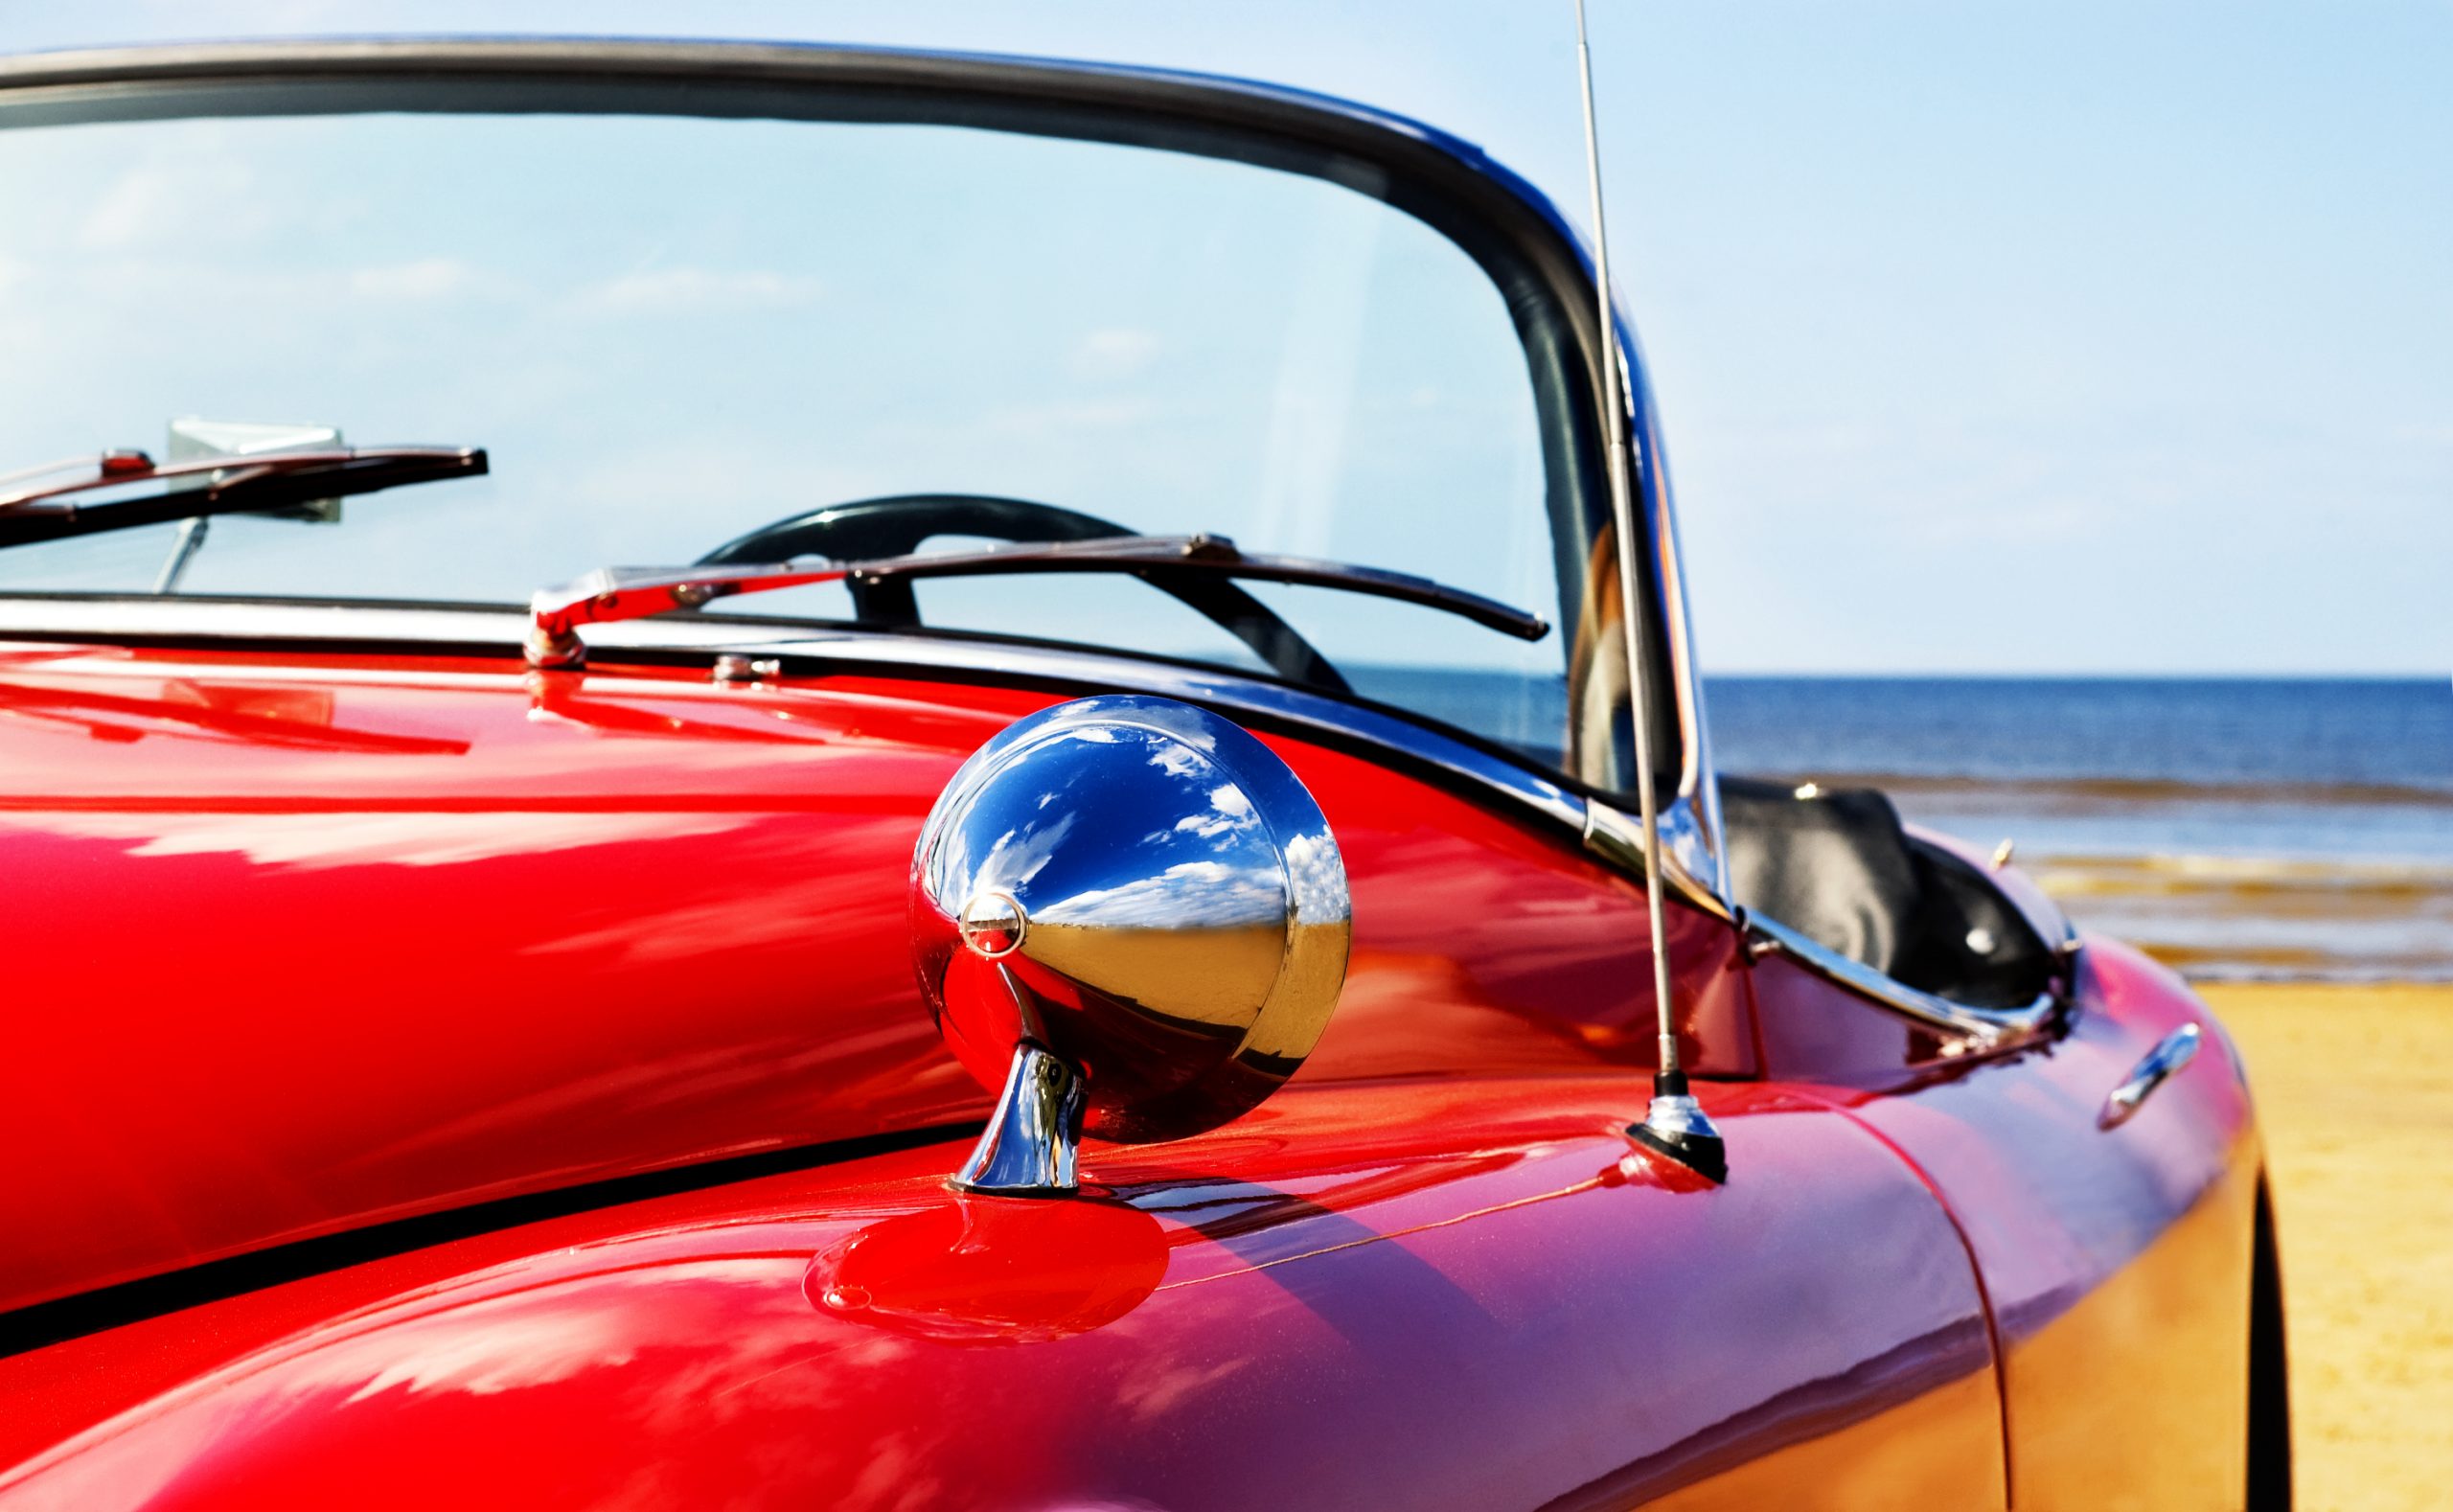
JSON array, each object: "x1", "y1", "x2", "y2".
[{"x1": 0, "y1": 35, "x2": 2283, "y2": 1510}]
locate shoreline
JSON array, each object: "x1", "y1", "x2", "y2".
[{"x1": 2043, "y1": 853, "x2": 2453, "y2": 984}]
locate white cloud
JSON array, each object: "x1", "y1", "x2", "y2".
[
  {"x1": 1171, "y1": 782, "x2": 1260, "y2": 840},
  {"x1": 1069, "y1": 327, "x2": 1160, "y2": 380},
  {"x1": 1148, "y1": 743, "x2": 1204, "y2": 778},
  {"x1": 568, "y1": 267, "x2": 821, "y2": 316},
  {"x1": 1043, "y1": 858, "x2": 1285, "y2": 928},
  {"x1": 73, "y1": 154, "x2": 264, "y2": 251},
  {"x1": 76, "y1": 168, "x2": 181, "y2": 250},
  {"x1": 1283, "y1": 830, "x2": 1350, "y2": 921},
  {"x1": 348, "y1": 258, "x2": 493, "y2": 302},
  {"x1": 974, "y1": 810, "x2": 1076, "y2": 891}
]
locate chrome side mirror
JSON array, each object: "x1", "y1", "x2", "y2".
[{"x1": 911, "y1": 696, "x2": 1352, "y2": 1197}]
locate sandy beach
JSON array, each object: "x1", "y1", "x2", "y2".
[{"x1": 2199, "y1": 983, "x2": 2453, "y2": 1511}]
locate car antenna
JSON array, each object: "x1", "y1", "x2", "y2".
[{"x1": 1574, "y1": 0, "x2": 1726, "y2": 1182}]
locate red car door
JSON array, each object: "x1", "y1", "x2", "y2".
[{"x1": 1751, "y1": 935, "x2": 2263, "y2": 1509}]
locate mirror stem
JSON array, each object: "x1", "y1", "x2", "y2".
[{"x1": 951, "y1": 1042, "x2": 1087, "y2": 1198}]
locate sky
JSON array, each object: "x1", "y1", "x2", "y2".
[{"x1": 2, "y1": 1, "x2": 2446, "y2": 676}]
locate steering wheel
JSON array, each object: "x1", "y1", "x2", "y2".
[{"x1": 697, "y1": 493, "x2": 1352, "y2": 695}]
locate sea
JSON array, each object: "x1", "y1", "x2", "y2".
[{"x1": 1705, "y1": 677, "x2": 2453, "y2": 983}]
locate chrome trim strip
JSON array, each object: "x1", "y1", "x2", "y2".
[
  {"x1": 0, "y1": 597, "x2": 1596, "y2": 836},
  {"x1": 1618, "y1": 315, "x2": 1728, "y2": 903},
  {"x1": 1742, "y1": 911, "x2": 2057, "y2": 1049},
  {"x1": 1581, "y1": 794, "x2": 1733, "y2": 922},
  {"x1": 0, "y1": 595, "x2": 755, "y2": 651}
]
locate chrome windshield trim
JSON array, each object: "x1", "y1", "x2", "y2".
[
  {"x1": 1742, "y1": 911, "x2": 2058, "y2": 1049},
  {"x1": 1631, "y1": 340, "x2": 1728, "y2": 902},
  {"x1": 0, "y1": 596, "x2": 1595, "y2": 836},
  {"x1": 1581, "y1": 794, "x2": 1732, "y2": 922}
]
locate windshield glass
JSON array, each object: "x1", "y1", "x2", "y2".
[{"x1": 0, "y1": 96, "x2": 1611, "y2": 777}]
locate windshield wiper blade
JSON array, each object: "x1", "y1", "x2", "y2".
[
  {"x1": 527, "y1": 533, "x2": 1549, "y2": 671},
  {"x1": 0, "y1": 446, "x2": 488, "y2": 549}
]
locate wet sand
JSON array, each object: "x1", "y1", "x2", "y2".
[
  {"x1": 2200, "y1": 982, "x2": 2453, "y2": 1511},
  {"x1": 2032, "y1": 852, "x2": 2453, "y2": 983}
]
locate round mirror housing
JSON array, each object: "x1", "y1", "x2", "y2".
[{"x1": 911, "y1": 696, "x2": 1352, "y2": 1196}]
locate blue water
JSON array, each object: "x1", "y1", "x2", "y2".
[
  {"x1": 1707, "y1": 676, "x2": 2453, "y2": 796},
  {"x1": 1703, "y1": 676, "x2": 2453, "y2": 980},
  {"x1": 1704, "y1": 676, "x2": 2453, "y2": 869}
]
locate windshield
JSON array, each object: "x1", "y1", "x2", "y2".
[{"x1": 0, "y1": 80, "x2": 1627, "y2": 782}]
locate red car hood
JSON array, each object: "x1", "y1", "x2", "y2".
[
  {"x1": 1, "y1": 641, "x2": 1042, "y2": 1318},
  {"x1": 1, "y1": 636, "x2": 1718, "y2": 1333}
]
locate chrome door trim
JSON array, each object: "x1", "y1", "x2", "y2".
[{"x1": 1742, "y1": 911, "x2": 2059, "y2": 1050}]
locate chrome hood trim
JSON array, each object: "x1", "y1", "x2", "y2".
[{"x1": 0, "y1": 594, "x2": 1596, "y2": 838}]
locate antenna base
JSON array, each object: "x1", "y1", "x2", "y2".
[{"x1": 1627, "y1": 1069, "x2": 1728, "y2": 1183}]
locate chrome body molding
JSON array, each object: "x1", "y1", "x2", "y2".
[
  {"x1": 2098, "y1": 1022, "x2": 2203, "y2": 1130},
  {"x1": 0, "y1": 595, "x2": 1602, "y2": 836},
  {"x1": 0, "y1": 594, "x2": 766, "y2": 651},
  {"x1": 1742, "y1": 911, "x2": 2059, "y2": 1050},
  {"x1": 1581, "y1": 794, "x2": 1733, "y2": 920}
]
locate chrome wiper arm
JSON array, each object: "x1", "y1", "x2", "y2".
[
  {"x1": 0, "y1": 446, "x2": 488, "y2": 549},
  {"x1": 526, "y1": 533, "x2": 1549, "y2": 670}
]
